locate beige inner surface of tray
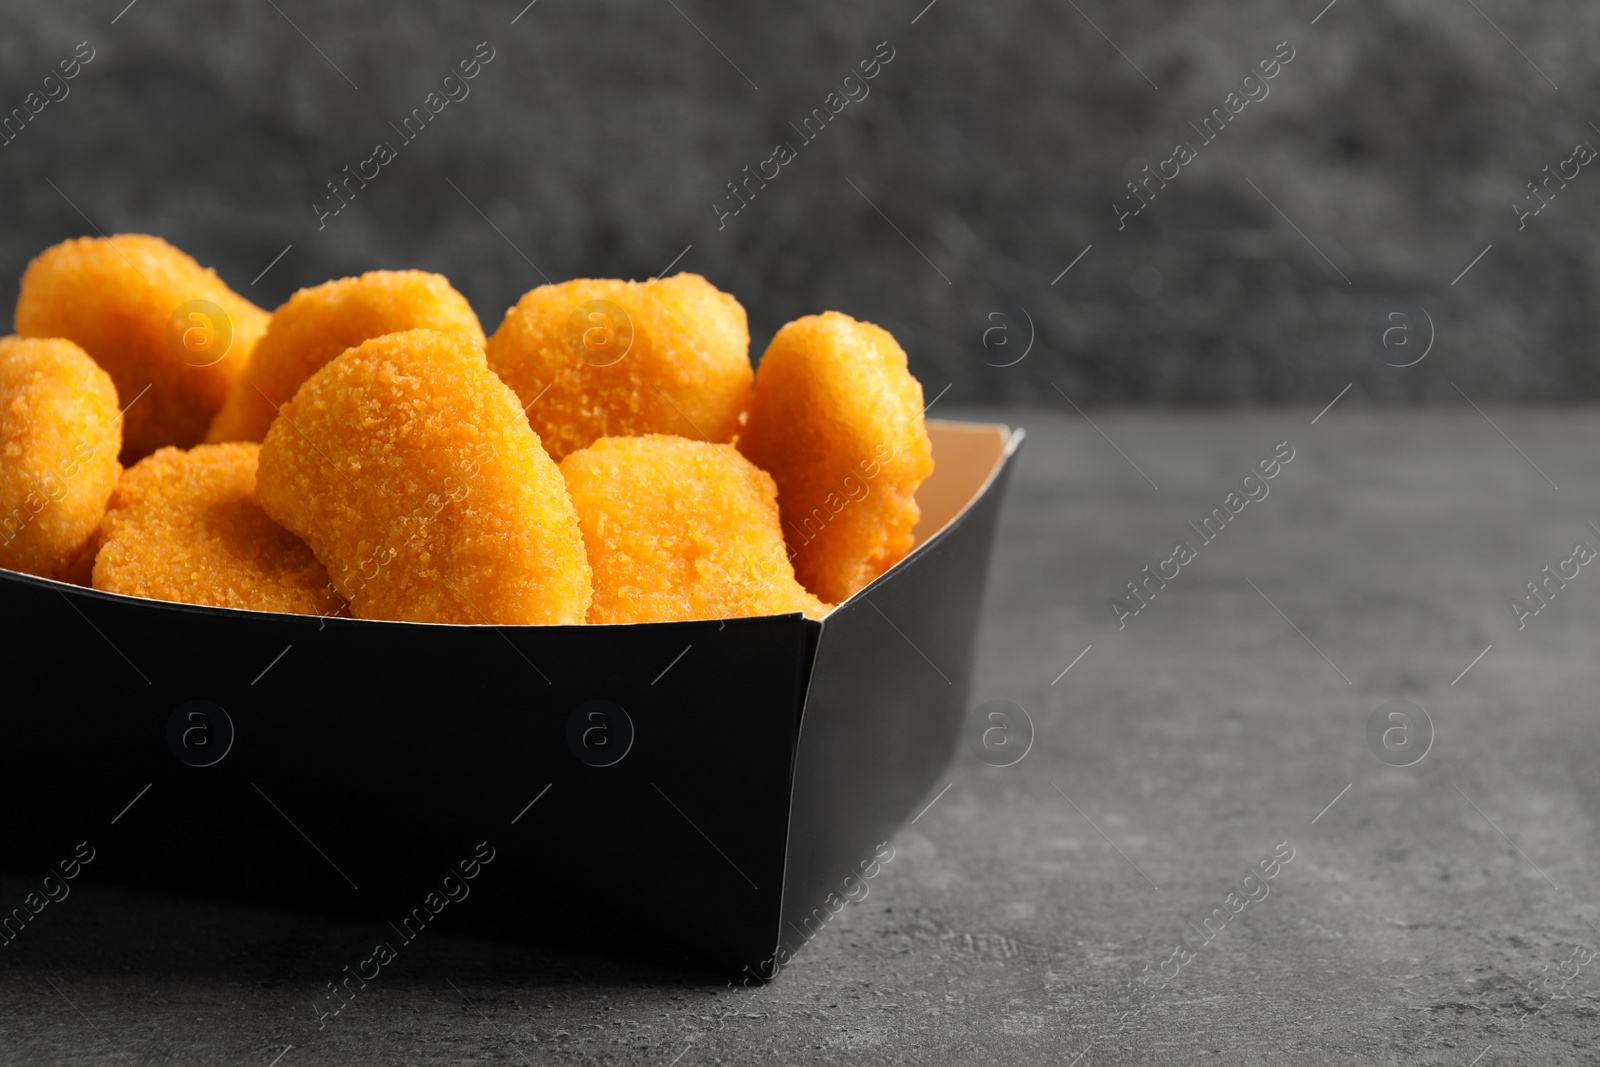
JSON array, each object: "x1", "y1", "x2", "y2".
[{"x1": 908, "y1": 421, "x2": 1015, "y2": 548}]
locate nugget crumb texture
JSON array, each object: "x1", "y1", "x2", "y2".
[
  {"x1": 561, "y1": 435, "x2": 830, "y2": 624},
  {"x1": 93, "y1": 442, "x2": 344, "y2": 615},
  {"x1": 485, "y1": 273, "x2": 751, "y2": 461},
  {"x1": 0, "y1": 337, "x2": 122, "y2": 580},
  {"x1": 256, "y1": 329, "x2": 592, "y2": 624},
  {"x1": 16, "y1": 234, "x2": 269, "y2": 462},
  {"x1": 737, "y1": 312, "x2": 934, "y2": 604},
  {"x1": 207, "y1": 270, "x2": 486, "y2": 444}
]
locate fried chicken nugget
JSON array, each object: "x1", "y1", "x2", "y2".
[
  {"x1": 0, "y1": 337, "x2": 121, "y2": 580},
  {"x1": 736, "y1": 312, "x2": 934, "y2": 604},
  {"x1": 16, "y1": 234, "x2": 269, "y2": 462},
  {"x1": 255, "y1": 329, "x2": 591, "y2": 624},
  {"x1": 485, "y1": 273, "x2": 751, "y2": 461},
  {"x1": 560, "y1": 435, "x2": 830, "y2": 624},
  {"x1": 93, "y1": 443, "x2": 344, "y2": 616},
  {"x1": 207, "y1": 270, "x2": 486, "y2": 444}
]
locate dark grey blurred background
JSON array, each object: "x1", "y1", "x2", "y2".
[{"x1": 1, "y1": 0, "x2": 1595, "y2": 403}]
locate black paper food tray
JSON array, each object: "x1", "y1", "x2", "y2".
[{"x1": 0, "y1": 419, "x2": 1023, "y2": 978}]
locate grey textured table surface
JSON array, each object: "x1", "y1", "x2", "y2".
[{"x1": 4, "y1": 407, "x2": 1599, "y2": 1066}]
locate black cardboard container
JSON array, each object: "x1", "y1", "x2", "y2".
[{"x1": 0, "y1": 420, "x2": 1022, "y2": 978}]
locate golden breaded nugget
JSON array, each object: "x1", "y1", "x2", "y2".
[
  {"x1": 0, "y1": 337, "x2": 121, "y2": 580},
  {"x1": 560, "y1": 435, "x2": 830, "y2": 624},
  {"x1": 485, "y1": 273, "x2": 750, "y2": 461},
  {"x1": 207, "y1": 270, "x2": 486, "y2": 444},
  {"x1": 93, "y1": 443, "x2": 344, "y2": 615},
  {"x1": 255, "y1": 329, "x2": 591, "y2": 624},
  {"x1": 58, "y1": 526, "x2": 101, "y2": 587},
  {"x1": 16, "y1": 234, "x2": 269, "y2": 461},
  {"x1": 737, "y1": 312, "x2": 933, "y2": 604}
]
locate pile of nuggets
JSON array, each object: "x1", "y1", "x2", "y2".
[{"x1": 0, "y1": 234, "x2": 935, "y2": 625}]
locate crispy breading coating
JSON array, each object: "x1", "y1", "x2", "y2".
[
  {"x1": 207, "y1": 270, "x2": 486, "y2": 444},
  {"x1": 736, "y1": 312, "x2": 933, "y2": 604},
  {"x1": 92, "y1": 442, "x2": 344, "y2": 615},
  {"x1": 485, "y1": 273, "x2": 751, "y2": 461},
  {"x1": 560, "y1": 434, "x2": 830, "y2": 624},
  {"x1": 16, "y1": 234, "x2": 270, "y2": 461},
  {"x1": 255, "y1": 329, "x2": 591, "y2": 624},
  {"x1": 0, "y1": 337, "x2": 122, "y2": 580}
]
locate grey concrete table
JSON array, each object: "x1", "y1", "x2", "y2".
[{"x1": 4, "y1": 407, "x2": 1599, "y2": 1066}]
